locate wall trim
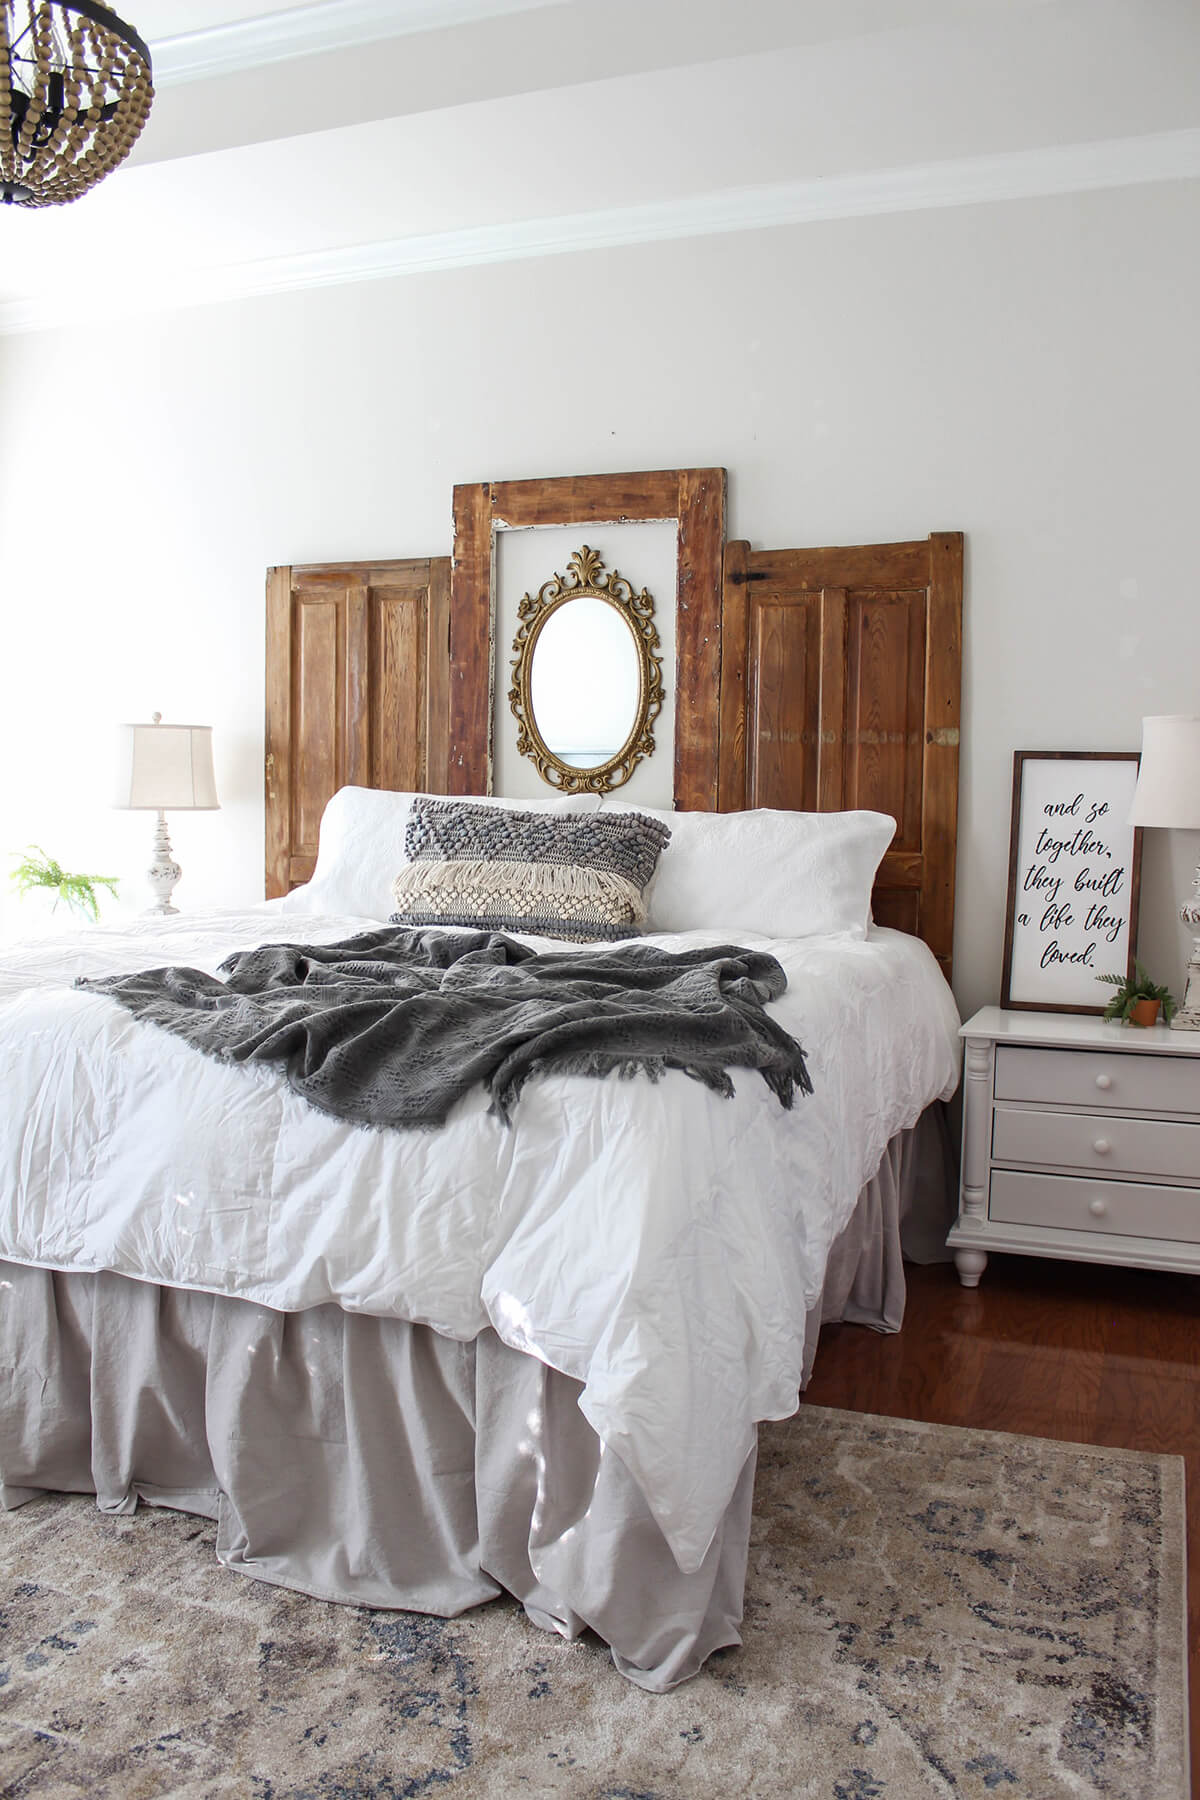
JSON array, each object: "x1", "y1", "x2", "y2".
[
  {"x1": 4, "y1": 129, "x2": 1198, "y2": 336},
  {"x1": 153, "y1": 0, "x2": 572, "y2": 86}
]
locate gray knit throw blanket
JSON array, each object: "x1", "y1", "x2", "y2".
[{"x1": 77, "y1": 927, "x2": 813, "y2": 1128}]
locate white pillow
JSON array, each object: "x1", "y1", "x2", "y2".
[
  {"x1": 601, "y1": 802, "x2": 895, "y2": 939},
  {"x1": 282, "y1": 786, "x2": 601, "y2": 919}
]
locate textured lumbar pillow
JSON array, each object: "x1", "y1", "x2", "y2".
[{"x1": 391, "y1": 798, "x2": 671, "y2": 941}]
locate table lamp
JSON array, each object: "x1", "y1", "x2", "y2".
[
  {"x1": 1127, "y1": 713, "x2": 1200, "y2": 1030},
  {"x1": 114, "y1": 713, "x2": 220, "y2": 914}
]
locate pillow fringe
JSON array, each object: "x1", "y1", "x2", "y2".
[{"x1": 392, "y1": 856, "x2": 647, "y2": 925}]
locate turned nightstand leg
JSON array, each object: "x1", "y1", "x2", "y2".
[
  {"x1": 952, "y1": 1037, "x2": 994, "y2": 1286},
  {"x1": 954, "y1": 1246, "x2": 988, "y2": 1288}
]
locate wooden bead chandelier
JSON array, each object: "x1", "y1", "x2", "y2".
[{"x1": 1, "y1": 0, "x2": 152, "y2": 207}]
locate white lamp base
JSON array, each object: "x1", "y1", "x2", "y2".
[
  {"x1": 145, "y1": 810, "x2": 182, "y2": 915},
  {"x1": 1170, "y1": 942, "x2": 1200, "y2": 1030},
  {"x1": 1169, "y1": 876, "x2": 1200, "y2": 1031}
]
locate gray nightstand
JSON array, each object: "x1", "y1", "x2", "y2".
[{"x1": 949, "y1": 1006, "x2": 1200, "y2": 1286}]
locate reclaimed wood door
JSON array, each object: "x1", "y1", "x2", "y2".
[
  {"x1": 264, "y1": 557, "x2": 451, "y2": 896},
  {"x1": 718, "y1": 534, "x2": 962, "y2": 979}
]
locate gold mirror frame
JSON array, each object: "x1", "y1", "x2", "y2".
[{"x1": 508, "y1": 545, "x2": 665, "y2": 794}]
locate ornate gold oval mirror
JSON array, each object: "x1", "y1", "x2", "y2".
[{"x1": 508, "y1": 545, "x2": 665, "y2": 794}]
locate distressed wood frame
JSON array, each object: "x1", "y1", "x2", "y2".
[{"x1": 448, "y1": 468, "x2": 726, "y2": 808}]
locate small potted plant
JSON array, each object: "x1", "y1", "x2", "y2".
[
  {"x1": 9, "y1": 847, "x2": 119, "y2": 923},
  {"x1": 1096, "y1": 959, "x2": 1177, "y2": 1028}
]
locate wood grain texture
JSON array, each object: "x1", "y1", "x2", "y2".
[
  {"x1": 293, "y1": 593, "x2": 342, "y2": 857},
  {"x1": 843, "y1": 586, "x2": 926, "y2": 834},
  {"x1": 371, "y1": 586, "x2": 424, "y2": 794},
  {"x1": 263, "y1": 566, "x2": 293, "y2": 900},
  {"x1": 263, "y1": 558, "x2": 451, "y2": 896},
  {"x1": 345, "y1": 585, "x2": 371, "y2": 790},
  {"x1": 747, "y1": 542, "x2": 934, "y2": 590},
  {"x1": 721, "y1": 534, "x2": 963, "y2": 980},
  {"x1": 816, "y1": 588, "x2": 847, "y2": 813},
  {"x1": 717, "y1": 541, "x2": 749, "y2": 811},
  {"x1": 447, "y1": 484, "x2": 492, "y2": 795},
  {"x1": 489, "y1": 471, "x2": 682, "y2": 529},
  {"x1": 673, "y1": 466, "x2": 726, "y2": 810},
  {"x1": 448, "y1": 469, "x2": 726, "y2": 805},
  {"x1": 922, "y1": 532, "x2": 964, "y2": 980},
  {"x1": 749, "y1": 594, "x2": 820, "y2": 811},
  {"x1": 425, "y1": 557, "x2": 452, "y2": 795},
  {"x1": 803, "y1": 1254, "x2": 1200, "y2": 1782}
]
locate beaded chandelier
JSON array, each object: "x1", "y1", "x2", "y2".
[{"x1": 1, "y1": 0, "x2": 152, "y2": 207}]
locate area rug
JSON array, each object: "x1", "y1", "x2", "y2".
[{"x1": 0, "y1": 1406, "x2": 1186, "y2": 1800}]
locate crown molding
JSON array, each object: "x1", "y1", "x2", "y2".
[
  {"x1": 152, "y1": 0, "x2": 572, "y2": 86},
  {"x1": 3, "y1": 129, "x2": 1198, "y2": 336}
]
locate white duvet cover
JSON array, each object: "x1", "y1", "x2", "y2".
[{"x1": 0, "y1": 909, "x2": 960, "y2": 1571}]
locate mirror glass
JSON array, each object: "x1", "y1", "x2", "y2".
[{"x1": 529, "y1": 596, "x2": 641, "y2": 770}]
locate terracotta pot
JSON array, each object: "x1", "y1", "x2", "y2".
[{"x1": 1129, "y1": 997, "x2": 1161, "y2": 1028}]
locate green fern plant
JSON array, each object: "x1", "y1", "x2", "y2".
[
  {"x1": 1096, "y1": 959, "x2": 1177, "y2": 1025},
  {"x1": 9, "y1": 846, "x2": 119, "y2": 923}
]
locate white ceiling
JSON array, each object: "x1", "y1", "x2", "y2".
[
  {"x1": 2, "y1": 0, "x2": 1198, "y2": 332},
  {"x1": 136, "y1": 0, "x2": 319, "y2": 34},
  {"x1": 136, "y1": 0, "x2": 570, "y2": 49}
]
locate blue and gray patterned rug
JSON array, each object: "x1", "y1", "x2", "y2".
[{"x1": 0, "y1": 1406, "x2": 1187, "y2": 1799}]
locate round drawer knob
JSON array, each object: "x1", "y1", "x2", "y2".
[
  {"x1": 1088, "y1": 1197, "x2": 1108, "y2": 1218},
  {"x1": 1093, "y1": 1137, "x2": 1112, "y2": 1155},
  {"x1": 1094, "y1": 1073, "x2": 1112, "y2": 1091}
]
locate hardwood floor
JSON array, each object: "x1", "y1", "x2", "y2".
[{"x1": 804, "y1": 1254, "x2": 1199, "y2": 1788}]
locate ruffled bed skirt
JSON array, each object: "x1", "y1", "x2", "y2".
[{"x1": 0, "y1": 1109, "x2": 954, "y2": 1691}]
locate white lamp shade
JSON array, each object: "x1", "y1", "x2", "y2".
[
  {"x1": 1127, "y1": 714, "x2": 1200, "y2": 830},
  {"x1": 115, "y1": 721, "x2": 220, "y2": 811}
]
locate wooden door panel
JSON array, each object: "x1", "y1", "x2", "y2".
[
  {"x1": 371, "y1": 577, "x2": 440, "y2": 796},
  {"x1": 843, "y1": 589, "x2": 926, "y2": 842},
  {"x1": 872, "y1": 887, "x2": 921, "y2": 936},
  {"x1": 292, "y1": 594, "x2": 343, "y2": 862},
  {"x1": 747, "y1": 594, "x2": 821, "y2": 812},
  {"x1": 719, "y1": 533, "x2": 962, "y2": 980},
  {"x1": 265, "y1": 557, "x2": 451, "y2": 897}
]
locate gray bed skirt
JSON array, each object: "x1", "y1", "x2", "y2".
[{"x1": 0, "y1": 1108, "x2": 955, "y2": 1692}]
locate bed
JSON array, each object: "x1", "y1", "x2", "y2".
[{"x1": 0, "y1": 502, "x2": 965, "y2": 1691}]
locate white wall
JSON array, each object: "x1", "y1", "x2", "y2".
[{"x1": 2, "y1": 177, "x2": 1197, "y2": 1018}]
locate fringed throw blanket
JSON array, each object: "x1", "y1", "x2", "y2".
[{"x1": 77, "y1": 927, "x2": 813, "y2": 1128}]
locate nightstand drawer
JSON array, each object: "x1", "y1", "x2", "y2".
[
  {"x1": 993, "y1": 1106, "x2": 1200, "y2": 1181},
  {"x1": 994, "y1": 1045, "x2": 1200, "y2": 1115},
  {"x1": 991, "y1": 1168, "x2": 1200, "y2": 1243}
]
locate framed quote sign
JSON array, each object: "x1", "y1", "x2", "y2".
[{"x1": 1000, "y1": 751, "x2": 1143, "y2": 1013}]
